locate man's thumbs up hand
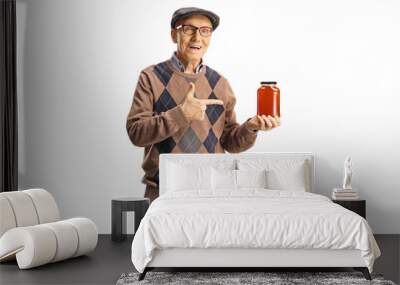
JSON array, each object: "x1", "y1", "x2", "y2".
[{"x1": 181, "y1": 83, "x2": 224, "y2": 121}]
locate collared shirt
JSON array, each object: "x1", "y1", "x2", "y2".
[{"x1": 171, "y1": 52, "x2": 204, "y2": 74}]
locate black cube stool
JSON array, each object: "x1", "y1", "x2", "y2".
[{"x1": 111, "y1": 197, "x2": 149, "y2": 242}]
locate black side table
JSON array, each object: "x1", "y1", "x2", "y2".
[
  {"x1": 111, "y1": 197, "x2": 149, "y2": 241},
  {"x1": 332, "y1": 199, "x2": 366, "y2": 219}
]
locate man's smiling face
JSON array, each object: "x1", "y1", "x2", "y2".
[{"x1": 171, "y1": 15, "x2": 213, "y2": 64}]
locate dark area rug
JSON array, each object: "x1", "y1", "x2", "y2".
[{"x1": 116, "y1": 271, "x2": 397, "y2": 285}]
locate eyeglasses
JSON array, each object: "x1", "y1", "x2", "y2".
[{"x1": 175, "y1": 24, "x2": 213, "y2": 37}]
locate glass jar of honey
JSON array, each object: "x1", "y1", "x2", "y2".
[{"x1": 257, "y1": 81, "x2": 280, "y2": 117}]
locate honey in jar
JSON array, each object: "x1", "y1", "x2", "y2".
[{"x1": 257, "y1": 81, "x2": 280, "y2": 117}]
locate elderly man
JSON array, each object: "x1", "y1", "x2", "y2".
[{"x1": 126, "y1": 7, "x2": 281, "y2": 203}]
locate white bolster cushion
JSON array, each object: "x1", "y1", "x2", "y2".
[
  {"x1": 0, "y1": 191, "x2": 39, "y2": 227},
  {"x1": 41, "y1": 221, "x2": 79, "y2": 262},
  {"x1": 0, "y1": 218, "x2": 98, "y2": 269},
  {"x1": 0, "y1": 226, "x2": 57, "y2": 269},
  {"x1": 63, "y1": 218, "x2": 98, "y2": 257},
  {"x1": 0, "y1": 196, "x2": 17, "y2": 237},
  {"x1": 23, "y1": 188, "x2": 60, "y2": 223}
]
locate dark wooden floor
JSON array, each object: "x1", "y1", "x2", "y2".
[{"x1": 0, "y1": 234, "x2": 398, "y2": 285}]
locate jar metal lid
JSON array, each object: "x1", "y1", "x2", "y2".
[{"x1": 261, "y1": 81, "x2": 277, "y2": 85}]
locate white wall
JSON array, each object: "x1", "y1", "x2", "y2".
[{"x1": 16, "y1": 0, "x2": 400, "y2": 234}]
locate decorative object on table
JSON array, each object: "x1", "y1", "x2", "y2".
[
  {"x1": 0, "y1": 188, "x2": 98, "y2": 269},
  {"x1": 332, "y1": 199, "x2": 366, "y2": 219},
  {"x1": 332, "y1": 156, "x2": 359, "y2": 200},
  {"x1": 111, "y1": 197, "x2": 149, "y2": 242},
  {"x1": 343, "y1": 156, "x2": 353, "y2": 190},
  {"x1": 116, "y1": 271, "x2": 394, "y2": 285}
]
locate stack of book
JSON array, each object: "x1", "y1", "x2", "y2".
[{"x1": 332, "y1": 188, "x2": 359, "y2": 200}]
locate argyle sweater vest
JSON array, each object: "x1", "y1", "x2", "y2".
[{"x1": 126, "y1": 59, "x2": 257, "y2": 188}]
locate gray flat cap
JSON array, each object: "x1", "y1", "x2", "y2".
[{"x1": 171, "y1": 7, "x2": 220, "y2": 30}]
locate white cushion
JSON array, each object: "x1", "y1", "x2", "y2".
[
  {"x1": 212, "y1": 168, "x2": 237, "y2": 191},
  {"x1": 211, "y1": 169, "x2": 268, "y2": 191},
  {"x1": 0, "y1": 226, "x2": 57, "y2": 269},
  {"x1": 238, "y1": 159, "x2": 311, "y2": 191},
  {"x1": 65, "y1": 218, "x2": 98, "y2": 257},
  {"x1": 266, "y1": 167, "x2": 307, "y2": 191},
  {"x1": 0, "y1": 189, "x2": 60, "y2": 233},
  {"x1": 23, "y1": 188, "x2": 60, "y2": 223},
  {"x1": 0, "y1": 192, "x2": 39, "y2": 227},
  {"x1": 167, "y1": 162, "x2": 212, "y2": 191},
  {"x1": 0, "y1": 196, "x2": 16, "y2": 237},
  {"x1": 160, "y1": 155, "x2": 237, "y2": 195},
  {"x1": 42, "y1": 221, "x2": 79, "y2": 262},
  {"x1": 236, "y1": 169, "x2": 268, "y2": 189}
]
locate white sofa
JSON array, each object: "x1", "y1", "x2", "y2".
[{"x1": 0, "y1": 188, "x2": 98, "y2": 269}]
